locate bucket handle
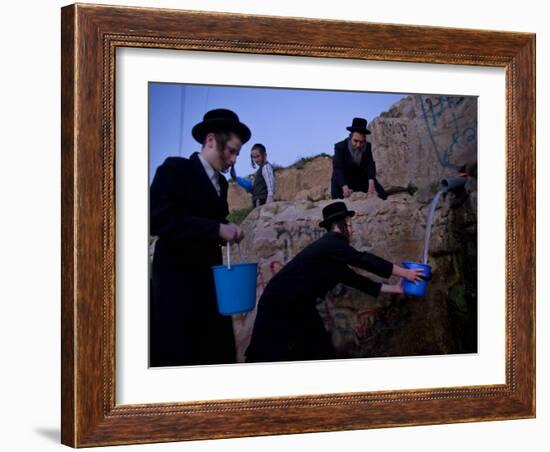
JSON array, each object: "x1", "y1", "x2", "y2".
[
  {"x1": 226, "y1": 243, "x2": 231, "y2": 271},
  {"x1": 226, "y1": 243, "x2": 244, "y2": 271}
]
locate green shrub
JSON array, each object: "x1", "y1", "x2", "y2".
[
  {"x1": 292, "y1": 153, "x2": 332, "y2": 170},
  {"x1": 227, "y1": 207, "x2": 254, "y2": 225}
]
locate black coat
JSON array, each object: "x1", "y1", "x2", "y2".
[
  {"x1": 331, "y1": 139, "x2": 387, "y2": 199},
  {"x1": 245, "y1": 232, "x2": 393, "y2": 363},
  {"x1": 149, "y1": 153, "x2": 236, "y2": 366}
]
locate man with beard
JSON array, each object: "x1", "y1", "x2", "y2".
[
  {"x1": 331, "y1": 117, "x2": 388, "y2": 200},
  {"x1": 149, "y1": 109, "x2": 250, "y2": 367}
]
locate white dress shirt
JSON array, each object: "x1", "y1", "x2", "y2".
[
  {"x1": 261, "y1": 161, "x2": 276, "y2": 196},
  {"x1": 198, "y1": 153, "x2": 221, "y2": 196}
]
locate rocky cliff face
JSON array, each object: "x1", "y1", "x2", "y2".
[
  {"x1": 228, "y1": 95, "x2": 477, "y2": 209},
  {"x1": 370, "y1": 94, "x2": 477, "y2": 196},
  {"x1": 230, "y1": 190, "x2": 475, "y2": 362},
  {"x1": 228, "y1": 155, "x2": 333, "y2": 211},
  {"x1": 227, "y1": 94, "x2": 478, "y2": 362}
]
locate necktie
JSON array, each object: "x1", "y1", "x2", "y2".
[{"x1": 211, "y1": 173, "x2": 220, "y2": 196}]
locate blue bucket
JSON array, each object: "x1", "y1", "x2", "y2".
[
  {"x1": 402, "y1": 261, "x2": 432, "y2": 297},
  {"x1": 212, "y1": 245, "x2": 258, "y2": 315}
]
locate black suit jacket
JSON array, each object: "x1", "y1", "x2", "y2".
[
  {"x1": 150, "y1": 153, "x2": 229, "y2": 264},
  {"x1": 246, "y1": 232, "x2": 393, "y2": 363},
  {"x1": 331, "y1": 139, "x2": 387, "y2": 199},
  {"x1": 149, "y1": 152, "x2": 235, "y2": 366}
]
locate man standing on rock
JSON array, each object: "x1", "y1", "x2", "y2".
[
  {"x1": 149, "y1": 109, "x2": 250, "y2": 367},
  {"x1": 245, "y1": 201, "x2": 423, "y2": 363},
  {"x1": 331, "y1": 117, "x2": 388, "y2": 200}
]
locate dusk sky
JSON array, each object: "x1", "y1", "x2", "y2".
[{"x1": 149, "y1": 83, "x2": 406, "y2": 182}]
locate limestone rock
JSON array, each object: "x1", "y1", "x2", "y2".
[
  {"x1": 230, "y1": 194, "x2": 463, "y2": 362},
  {"x1": 227, "y1": 95, "x2": 477, "y2": 213},
  {"x1": 370, "y1": 95, "x2": 477, "y2": 194},
  {"x1": 228, "y1": 155, "x2": 333, "y2": 212},
  {"x1": 221, "y1": 94, "x2": 479, "y2": 362},
  {"x1": 228, "y1": 180, "x2": 252, "y2": 211}
]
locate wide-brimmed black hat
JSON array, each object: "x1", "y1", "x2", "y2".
[
  {"x1": 346, "y1": 117, "x2": 371, "y2": 135},
  {"x1": 319, "y1": 201, "x2": 356, "y2": 229},
  {"x1": 192, "y1": 108, "x2": 251, "y2": 144}
]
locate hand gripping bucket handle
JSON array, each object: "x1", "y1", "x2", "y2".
[{"x1": 212, "y1": 244, "x2": 258, "y2": 316}]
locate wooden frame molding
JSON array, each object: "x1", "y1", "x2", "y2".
[{"x1": 61, "y1": 3, "x2": 535, "y2": 447}]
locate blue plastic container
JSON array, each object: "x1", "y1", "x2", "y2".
[
  {"x1": 212, "y1": 262, "x2": 258, "y2": 315},
  {"x1": 402, "y1": 261, "x2": 432, "y2": 297}
]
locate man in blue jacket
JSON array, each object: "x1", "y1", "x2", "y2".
[
  {"x1": 149, "y1": 109, "x2": 250, "y2": 367},
  {"x1": 331, "y1": 117, "x2": 388, "y2": 200}
]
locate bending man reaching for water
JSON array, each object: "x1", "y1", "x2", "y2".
[{"x1": 245, "y1": 201, "x2": 424, "y2": 363}]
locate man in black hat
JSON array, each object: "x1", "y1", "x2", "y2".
[
  {"x1": 149, "y1": 108, "x2": 251, "y2": 367},
  {"x1": 245, "y1": 201, "x2": 423, "y2": 363},
  {"x1": 331, "y1": 117, "x2": 388, "y2": 200}
]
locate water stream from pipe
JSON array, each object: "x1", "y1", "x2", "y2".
[
  {"x1": 421, "y1": 177, "x2": 467, "y2": 264},
  {"x1": 422, "y1": 187, "x2": 447, "y2": 264}
]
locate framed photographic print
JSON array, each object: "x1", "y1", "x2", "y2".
[{"x1": 61, "y1": 3, "x2": 535, "y2": 447}]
